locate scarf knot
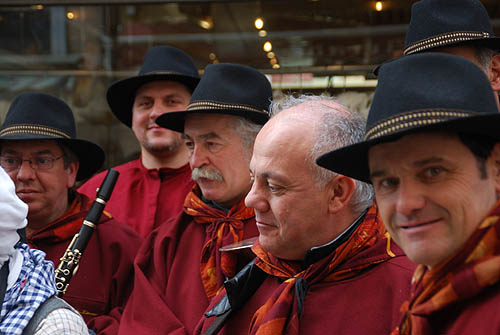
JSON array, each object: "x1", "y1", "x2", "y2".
[
  {"x1": 183, "y1": 187, "x2": 255, "y2": 298},
  {"x1": 249, "y1": 205, "x2": 389, "y2": 335}
]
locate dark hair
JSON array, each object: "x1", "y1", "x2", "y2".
[
  {"x1": 458, "y1": 132, "x2": 497, "y2": 178},
  {"x1": 57, "y1": 142, "x2": 79, "y2": 169}
]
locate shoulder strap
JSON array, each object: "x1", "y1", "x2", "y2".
[
  {"x1": 23, "y1": 296, "x2": 73, "y2": 335},
  {"x1": 0, "y1": 261, "x2": 9, "y2": 308},
  {"x1": 203, "y1": 309, "x2": 232, "y2": 335}
]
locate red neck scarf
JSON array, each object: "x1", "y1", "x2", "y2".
[
  {"x1": 392, "y1": 200, "x2": 500, "y2": 335},
  {"x1": 248, "y1": 205, "x2": 395, "y2": 335},
  {"x1": 27, "y1": 193, "x2": 111, "y2": 248},
  {"x1": 184, "y1": 186, "x2": 255, "y2": 299}
]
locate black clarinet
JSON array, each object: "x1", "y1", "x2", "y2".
[{"x1": 55, "y1": 168, "x2": 119, "y2": 297}]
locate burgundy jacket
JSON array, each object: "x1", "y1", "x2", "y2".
[{"x1": 79, "y1": 159, "x2": 194, "y2": 238}]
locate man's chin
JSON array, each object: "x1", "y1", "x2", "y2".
[
  {"x1": 143, "y1": 141, "x2": 182, "y2": 154},
  {"x1": 198, "y1": 182, "x2": 222, "y2": 198}
]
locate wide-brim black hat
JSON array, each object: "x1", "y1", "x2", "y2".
[
  {"x1": 107, "y1": 45, "x2": 201, "y2": 127},
  {"x1": 0, "y1": 92, "x2": 104, "y2": 181},
  {"x1": 404, "y1": 0, "x2": 500, "y2": 55},
  {"x1": 155, "y1": 63, "x2": 272, "y2": 132},
  {"x1": 316, "y1": 52, "x2": 500, "y2": 183}
]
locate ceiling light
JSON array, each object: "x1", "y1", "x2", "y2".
[
  {"x1": 272, "y1": 64, "x2": 281, "y2": 69},
  {"x1": 254, "y1": 17, "x2": 264, "y2": 30},
  {"x1": 199, "y1": 17, "x2": 213, "y2": 30},
  {"x1": 270, "y1": 57, "x2": 278, "y2": 65},
  {"x1": 209, "y1": 53, "x2": 216, "y2": 60},
  {"x1": 263, "y1": 41, "x2": 272, "y2": 52},
  {"x1": 375, "y1": 1, "x2": 383, "y2": 11},
  {"x1": 266, "y1": 52, "x2": 275, "y2": 59},
  {"x1": 258, "y1": 30, "x2": 268, "y2": 38},
  {"x1": 32, "y1": 4, "x2": 43, "y2": 10},
  {"x1": 66, "y1": 11, "x2": 75, "y2": 20}
]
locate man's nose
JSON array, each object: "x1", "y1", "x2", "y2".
[
  {"x1": 394, "y1": 181, "x2": 426, "y2": 216},
  {"x1": 245, "y1": 181, "x2": 269, "y2": 213},
  {"x1": 189, "y1": 145, "x2": 209, "y2": 169},
  {"x1": 16, "y1": 159, "x2": 36, "y2": 181}
]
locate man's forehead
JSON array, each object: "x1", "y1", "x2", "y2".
[
  {"x1": 1, "y1": 140, "x2": 61, "y2": 154},
  {"x1": 249, "y1": 153, "x2": 288, "y2": 182},
  {"x1": 184, "y1": 114, "x2": 235, "y2": 138},
  {"x1": 368, "y1": 131, "x2": 464, "y2": 166}
]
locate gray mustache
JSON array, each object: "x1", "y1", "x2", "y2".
[{"x1": 192, "y1": 167, "x2": 224, "y2": 182}]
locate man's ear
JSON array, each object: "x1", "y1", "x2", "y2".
[
  {"x1": 327, "y1": 175, "x2": 356, "y2": 214},
  {"x1": 490, "y1": 143, "x2": 500, "y2": 195},
  {"x1": 66, "y1": 160, "x2": 80, "y2": 189},
  {"x1": 488, "y1": 55, "x2": 500, "y2": 93}
]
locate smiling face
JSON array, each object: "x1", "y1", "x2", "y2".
[
  {"x1": 369, "y1": 132, "x2": 500, "y2": 268},
  {"x1": 183, "y1": 114, "x2": 253, "y2": 208},
  {"x1": 132, "y1": 80, "x2": 191, "y2": 156},
  {"x1": 0, "y1": 140, "x2": 78, "y2": 229},
  {"x1": 245, "y1": 111, "x2": 351, "y2": 260}
]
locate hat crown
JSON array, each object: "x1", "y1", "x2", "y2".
[
  {"x1": 189, "y1": 63, "x2": 272, "y2": 113},
  {"x1": 1, "y1": 92, "x2": 76, "y2": 138},
  {"x1": 367, "y1": 52, "x2": 498, "y2": 138},
  {"x1": 405, "y1": 0, "x2": 493, "y2": 51},
  {"x1": 138, "y1": 45, "x2": 199, "y2": 79}
]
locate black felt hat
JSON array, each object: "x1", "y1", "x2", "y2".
[
  {"x1": 107, "y1": 45, "x2": 200, "y2": 127},
  {"x1": 404, "y1": 0, "x2": 500, "y2": 55},
  {"x1": 316, "y1": 52, "x2": 500, "y2": 183},
  {"x1": 155, "y1": 63, "x2": 272, "y2": 132},
  {"x1": 0, "y1": 92, "x2": 105, "y2": 181}
]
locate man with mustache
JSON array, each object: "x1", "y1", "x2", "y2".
[
  {"x1": 318, "y1": 53, "x2": 500, "y2": 334},
  {"x1": 0, "y1": 92, "x2": 142, "y2": 334},
  {"x1": 118, "y1": 63, "x2": 272, "y2": 334},
  {"x1": 79, "y1": 45, "x2": 200, "y2": 237},
  {"x1": 196, "y1": 95, "x2": 415, "y2": 335}
]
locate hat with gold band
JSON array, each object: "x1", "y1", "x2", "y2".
[
  {"x1": 316, "y1": 52, "x2": 500, "y2": 183},
  {"x1": 155, "y1": 63, "x2": 272, "y2": 132},
  {"x1": 404, "y1": 0, "x2": 500, "y2": 55},
  {"x1": 107, "y1": 45, "x2": 200, "y2": 128},
  {"x1": 0, "y1": 92, "x2": 104, "y2": 181}
]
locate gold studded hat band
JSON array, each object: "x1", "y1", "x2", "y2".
[
  {"x1": 186, "y1": 101, "x2": 268, "y2": 115},
  {"x1": 315, "y1": 52, "x2": 500, "y2": 184},
  {"x1": 364, "y1": 109, "x2": 474, "y2": 141},
  {"x1": 404, "y1": 31, "x2": 492, "y2": 55},
  {"x1": 0, "y1": 124, "x2": 71, "y2": 139}
]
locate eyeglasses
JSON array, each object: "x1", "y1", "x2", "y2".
[{"x1": 0, "y1": 155, "x2": 64, "y2": 172}]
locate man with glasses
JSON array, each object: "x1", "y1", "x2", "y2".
[
  {"x1": 0, "y1": 165, "x2": 89, "y2": 334},
  {"x1": 0, "y1": 92, "x2": 142, "y2": 335}
]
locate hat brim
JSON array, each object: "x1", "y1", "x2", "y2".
[
  {"x1": 107, "y1": 73, "x2": 200, "y2": 128},
  {"x1": 0, "y1": 135, "x2": 104, "y2": 181},
  {"x1": 155, "y1": 108, "x2": 269, "y2": 133},
  {"x1": 316, "y1": 113, "x2": 500, "y2": 183}
]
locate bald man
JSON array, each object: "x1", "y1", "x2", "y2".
[{"x1": 196, "y1": 95, "x2": 415, "y2": 335}]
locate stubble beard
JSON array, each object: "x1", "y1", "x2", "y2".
[{"x1": 142, "y1": 133, "x2": 184, "y2": 156}]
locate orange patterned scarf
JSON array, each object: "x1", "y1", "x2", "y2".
[
  {"x1": 184, "y1": 186, "x2": 255, "y2": 299},
  {"x1": 27, "y1": 193, "x2": 110, "y2": 247},
  {"x1": 392, "y1": 200, "x2": 500, "y2": 335},
  {"x1": 248, "y1": 205, "x2": 394, "y2": 335}
]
